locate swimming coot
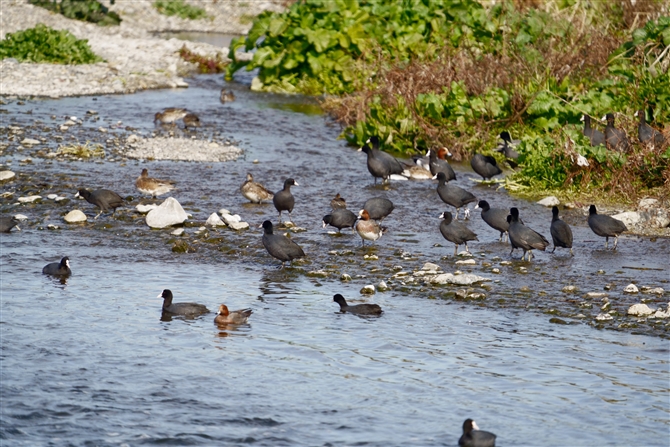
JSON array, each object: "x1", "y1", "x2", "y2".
[
  {"x1": 604, "y1": 113, "x2": 631, "y2": 152},
  {"x1": 587, "y1": 205, "x2": 627, "y2": 249},
  {"x1": 581, "y1": 114, "x2": 605, "y2": 146},
  {"x1": 429, "y1": 148, "x2": 456, "y2": 181},
  {"x1": 475, "y1": 200, "x2": 510, "y2": 242},
  {"x1": 637, "y1": 109, "x2": 664, "y2": 147},
  {"x1": 439, "y1": 211, "x2": 478, "y2": 255},
  {"x1": 0, "y1": 216, "x2": 20, "y2": 233},
  {"x1": 363, "y1": 197, "x2": 394, "y2": 221},
  {"x1": 240, "y1": 173, "x2": 274, "y2": 204},
  {"x1": 470, "y1": 153, "x2": 502, "y2": 180},
  {"x1": 359, "y1": 136, "x2": 405, "y2": 184},
  {"x1": 214, "y1": 304, "x2": 252, "y2": 325},
  {"x1": 135, "y1": 168, "x2": 175, "y2": 198},
  {"x1": 333, "y1": 294, "x2": 382, "y2": 315},
  {"x1": 550, "y1": 206, "x2": 573, "y2": 255},
  {"x1": 273, "y1": 178, "x2": 298, "y2": 224},
  {"x1": 355, "y1": 209, "x2": 384, "y2": 246},
  {"x1": 458, "y1": 419, "x2": 496, "y2": 447},
  {"x1": 42, "y1": 256, "x2": 71, "y2": 276},
  {"x1": 261, "y1": 220, "x2": 306, "y2": 268},
  {"x1": 158, "y1": 289, "x2": 209, "y2": 316},
  {"x1": 323, "y1": 209, "x2": 357, "y2": 233},
  {"x1": 77, "y1": 188, "x2": 124, "y2": 219},
  {"x1": 435, "y1": 172, "x2": 477, "y2": 219},
  {"x1": 508, "y1": 207, "x2": 549, "y2": 261}
]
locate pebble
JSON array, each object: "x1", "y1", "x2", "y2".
[
  {"x1": 595, "y1": 313, "x2": 613, "y2": 321},
  {"x1": 307, "y1": 270, "x2": 328, "y2": 278},
  {"x1": 218, "y1": 208, "x2": 231, "y2": 216},
  {"x1": 456, "y1": 251, "x2": 473, "y2": 257},
  {"x1": 18, "y1": 195, "x2": 41, "y2": 203},
  {"x1": 640, "y1": 287, "x2": 664, "y2": 295},
  {"x1": 623, "y1": 284, "x2": 639, "y2": 294},
  {"x1": 377, "y1": 280, "x2": 388, "y2": 291},
  {"x1": 20, "y1": 138, "x2": 40, "y2": 146},
  {"x1": 428, "y1": 273, "x2": 490, "y2": 286},
  {"x1": 611, "y1": 211, "x2": 641, "y2": 228},
  {"x1": 227, "y1": 221, "x2": 249, "y2": 231},
  {"x1": 455, "y1": 259, "x2": 476, "y2": 265},
  {"x1": 627, "y1": 303, "x2": 654, "y2": 317},
  {"x1": 55, "y1": 196, "x2": 68, "y2": 202},
  {"x1": 500, "y1": 261, "x2": 512, "y2": 266},
  {"x1": 13, "y1": 214, "x2": 28, "y2": 221},
  {"x1": 537, "y1": 196, "x2": 560, "y2": 207},
  {"x1": 220, "y1": 213, "x2": 242, "y2": 224},
  {"x1": 360, "y1": 285, "x2": 376, "y2": 295},
  {"x1": 206, "y1": 213, "x2": 225, "y2": 227},
  {"x1": 47, "y1": 224, "x2": 60, "y2": 230},
  {"x1": 491, "y1": 268, "x2": 500, "y2": 274},
  {"x1": 145, "y1": 197, "x2": 188, "y2": 229},
  {"x1": 651, "y1": 304, "x2": 670, "y2": 319},
  {"x1": 562, "y1": 286, "x2": 578, "y2": 293},
  {"x1": 0, "y1": 171, "x2": 16, "y2": 181},
  {"x1": 584, "y1": 292, "x2": 608, "y2": 298},
  {"x1": 171, "y1": 228, "x2": 184, "y2": 236},
  {"x1": 364, "y1": 254, "x2": 378, "y2": 260},
  {"x1": 47, "y1": 194, "x2": 58, "y2": 200},
  {"x1": 64, "y1": 210, "x2": 87, "y2": 223},
  {"x1": 340, "y1": 273, "x2": 351, "y2": 281},
  {"x1": 421, "y1": 262, "x2": 440, "y2": 271}
]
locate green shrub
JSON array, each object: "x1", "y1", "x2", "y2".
[
  {"x1": 0, "y1": 24, "x2": 103, "y2": 64},
  {"x1": 154, "y1": 0, "x2": 208, "y2": 20},
  {"x1": 29, "y1": 0, "x2": 122, "y2": 26}
]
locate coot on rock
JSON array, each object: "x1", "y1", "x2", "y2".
[
  {"x1": 435, "y1": 172, "x2": 477, "y2": 219},
  {"x1": 77, "y1": 188, "x2": 124, "y2": 219},
  {"x1": 240, "y1": 173, "x2": 274, "y2": 204},
  {"x1": 439, "y1": 211, "x2": 478, "y2": 255},
  {"x1": 508, "y1": 207, "x2": 549, "y2": 261},
  {"x1": 587, "y1": 205, "x2": 627, "y2": 249},
  {"x1": 333, "y1": 294, "x2": 382, "y2": 315},
  {"x1": 273, "y1": 178, "x2": 298, "y2": 223},
  {"x1": 323, "y1": 209, "x2": 357, "y2": 233},
  {"x1": 470, "y1": 153, "x2": 502, "y2": 180},
  {"x1": 261, "y1": 220, "x2": 305, "y2": 268},
  {"x1": 458, "y1": 419, "x2": 496, "y2": 447},
  {"x1": 158, "y1": 289, "x2": 209, "y2": 316},
  {"x1": 359, "y1": 136, "x2": 405, "y2": 184},
  {"x1": 214, "y1": 304, "x2": 252, "y2": 325},
  {"x1": 42, "y1": 256, "x2": 71, "y2": 276},
  {"x1": 550, "y1": 206, "x2": 574, "y2": 255}
]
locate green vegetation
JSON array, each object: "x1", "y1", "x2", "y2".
[
  {"x1": 29, "y1": 0, "x2": 121, "y2": 26},
  {"x1": 154, "y1": 0, "x2": 208, "y2": 20},
  {"x1": 229, "y1": 0, "x2": 669, "y2": 202},
  {"x1": 0, "y1": 24, "x2": 103, "y2": 64}
]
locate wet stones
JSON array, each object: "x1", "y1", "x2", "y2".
[
  {"x1": 623, "y1": 284, "x2": 639, "y2": 294},
  {"x1": 627, "y1": 303, "x2": 653, "y2": 316},
  {"x1": 206, "y1": 213, "x2": 225, "y2": 227},
  {"x1": 427, "y1": 273, "x2": 491, "y2": 286},
  {"x1": 0, "y1": 171, "x2": 16, "y2": 182},
  {"x1": 360, "y1": 285, "x2": 376, "y2": 295},
  {"x1": 146, "y1": 197, "x2": 188, "y2": 229},
  {"x1": 64, "y1": 210, "x2": 87, "y2": 223},
  {"x1": 562, "y1": 285, "x2": 579, "y2": 294},
  {"x1": 18, "y1": 195, "x2": 42, "y2": 203},
  {"x1": 537, "y1": 196, "x2": 560, "y2": 207}
]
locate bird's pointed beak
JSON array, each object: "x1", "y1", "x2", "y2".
[
  {"x1": 431, "y1": 174, "x2": 437, "y2": 179},
  {"x1": 293, "y1": 181, "x2": 299, "y2": 186}
]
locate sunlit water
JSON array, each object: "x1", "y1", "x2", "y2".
[{"x1": 1, "y1": 71, "x2": 669, "y2": 445}]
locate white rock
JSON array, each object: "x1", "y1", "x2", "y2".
[
  {"x1": 428, "y1": 273, "x2": 490, "y2": 285},
  {"x1": 584, "y1": 292, "x2": 608, "y2": 298},
  {"x1": 638, "y1": 198, "x2": 659, "y2": 210},
  {"x1": 228, "y1": 221, "x2": 249, "y2": 231},
  {"x1": 457, "y1": 250, "x2": 473, "y2": 257},
  {"x1": 145, "y1": 197, "x2": 188, "y2": 229},
  {"x1": 627, "y1": 303, "x2": 653, "y2": 316},
  {"x1": 171, "y1": 228, "x2": 184, "y2": 236},
  {"x1": 623, "y1": 284, "x2": 639, "y2": 294},
  {"x1": 361, "y1": 285, "x2": 376, "y2": 294},
  {"x1": 642, "y1": 287, "x2": 664, "y2": 295},
  {"x1": 60, "y1": 125, "x2": 69, "y2": 131},
  {"x1": 206, "y1": 213, "x2": 225, "y2": 226},
  {"x1": 537, "y1": 196, "x2": 560, "y2": 207},
  {"x1": 389, "y1": 174, "x2": 409, "y2": 181},
  {"x1": 64, "y1": 210, "x2": 87, "y2": 223},
  {"x1": 421, "y1": 262, "x2": 441, "y2": 271},
  {"x1": 340, "y1": 273, "x2": 351, "y2": 281},
  {"x1": 0, "y1": 171, "x2": 16, "y2": 181},
  {"x1": 562, "y1": 286, "x2": 578, "y2": 293},
  {"x1": 595, "y1": 313, "x2": 613, "y2": 321},
  {"x1": 612, "y1": 211, "x2": 641, "y2": 227},
  {"x1": 221, "y1": 213, "x2": 242, "y2": 224},
  {"x1": 136, "y1": 204, "x2": 158, "y2": 214},
  {"x1": 13, "y1": 214, "x2": 28, "y2": 221},
  {"x1": 18, "y1": 195, "x2": 41, "y2": 203},
  {"x1": 218, "y1": 208, "x2": 231, "y2": 216},
  {"x1": 378, "y1": 280, "x2": 388, "y2": 291},
  {"x1": 651, "y1": 304, "x2": 670, "y2": 319},
  {"x1": 455, "y1": 259, "x2": 476, "y2": 265},
  {"x1": 55, "y1": 196, "x2": 68, "y2": 202},
  {"x1": 47, "y1": 224, "x2": 60, "y2": 230},
  {"x1": 21, "y1": 138, "x2": 40, "y2": 145}
]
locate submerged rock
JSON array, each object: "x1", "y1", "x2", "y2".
[
  {"x1": 428, "y1": 273, "x2": 490, "y2": 285},
  {"x1": 360, "y1": 285, "x2": 376, "y2": 295},
  {"x1": 595, "y1": 313, "x2": 613, "y2": 321},
  {"x1": 146, "y1": 197, "x2": 188, "y2": 229},
  {"x1": 64, "y1": 210, "x2": 87, "y2": 223}
]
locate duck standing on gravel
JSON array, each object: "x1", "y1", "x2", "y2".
[
  {"x1": 135, "y1": 168, "x2": 174, "y2": 198},
  {"x1": 240, "y1": 173, "x2": 274, "y2": 204},
  {"x1": 359, "y1": 136, "x2": 405, "y2": 184},
  {"x1": 587, "y1": 205, "x2": 627, "y2": 249},
  {"x1": 355, "y1": 209, "x2": 384, "y2": 246},
  {"x1": 77, "y1": 188, "x2": 124, "y2": 219},
  {"x1": 183, "y1": 112, "x2": 201, "y2": 129},
  {"x1": 273, "y1": 178, "x2": 298, "y2": 224},
  {"x1": 261, "y1": 220, "x2": 305, "y2": 268}
]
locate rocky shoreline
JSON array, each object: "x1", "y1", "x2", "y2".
[{"x1": 0, "y1": 0, "x2": 284, "y2": 98}]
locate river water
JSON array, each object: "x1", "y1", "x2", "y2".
[{"x1": 1, "y1": 72, "x2": 669, "y2": 446}]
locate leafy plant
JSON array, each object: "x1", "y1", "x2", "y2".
[
  {"x1": 29, "y1": 0, "x2": 121, "y2": 26},
  {"x1": 154, "y1": 0, "x2": 208, "y2": 20},
  {"x1": 0, "y1": 24, "x2": 103, "y2": 64}
]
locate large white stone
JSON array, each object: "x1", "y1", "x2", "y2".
[
  {"x1": 228, "y1": 221, "x2": 249, "y2": 231},
  {"x1": 21, "y1": 138, "x2": 40, "y2": 146},
  {"x1": 220, "y1": 213, "x2": 242, "y2": 225},
  {"x1": 612, "y1": 211, "x2": 641, "y2": 227},
  {"x1": 638, "y1": 198, "x2": 659, "y2": 210},
  {"x1": 18, "y1": 195, "x2": 41, "y2": 203},
  {"x1": 13, "y1": 214, "x2": 28, "y2": 221},
  {"x1": 136, "y1": 204, "x2": 158, "y2": 214},
  {"x1": 421, "y1": 262, "x2": 441, "y2": 271},
  {"x1": 64, "y1": 210, "x2": 87, "y2": 223},
  {"x1": 0, "y1": 171, "x2": 16, "y2": 181},
  {"x1": 627, "y1": 303, "x2": 653, "y2": 316},
  {"x1": 537, "y1": 196, "x2": 560, "y2": 207},
  {"x1": 206, "y1": 213, "x2": 225, "y2": 226},
  {"x1": 146, "y1": 197, "x2": 188, "y2": 229},
  {"x1": 623, "y1": 284, "x2": 639, "y2": 294},
  {"x1": 428, "y1": 273, "x2": 490, "y2": 285}
]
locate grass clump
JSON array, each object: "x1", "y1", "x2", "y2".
[
  {"x1": 57, "y1": 141, "x2": 105, "y2": 158},
  {"x1": 154, "y1": 0, "x2": 208, "y2": 20},
  {"x1": 0, "y1": 24, "x2": 103, "y2": 64},
  {"x1": 178, "y1": 45, "x2": 228, "y2": 73},
  {"x1": 29, "y1": 0, "x2": 122, "y2": 26}
]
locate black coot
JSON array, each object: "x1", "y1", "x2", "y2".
[
  {"x1": 323, "y1": 209, "x2": 357, "y2": 232},
  {"x1": 581, "y1": 114, "x2": 605, "y2": 146},
  {"x1": 0, "y1": 216, "x2": 20, "y2": 233},
  {"x1": 550, "y1": 206, "x2": 573, "y2": 255},
  {"x1": 475, "y1": 200, "x2": 509, "y2": 242},
  {"x1": 637, "y1": 109, "x2": 664, "y2": 146},
  {"x1": 333, "y1": 294, "x2": 382, "y2": 315},
  {"x1": 261, "y1": 220, "x2": 305, "y2": 268},
  {"x1": 587, "y1": 205, "x2": 627, "y2": 249},
  {"x1": 429, "y1": 148, "x2": 456, "y2": 181},
  {"x1": 458, "y1": 419, "x2": 496, "y2": 447},
  {"x1": 495, "y1": 131, "x2": 519, "y2": 160},
  {"x1": 470, "y1": 153, "x2": 502, "y2": 180},
  {"x1": 359, "y1": 136, "x2": 405, "y2": 184},
  {"x1": 363, "y1": 197, "x2": 394, "y2": 221},
  {"x1": 158, "y1": 289, "x2": 209, "y2": 316},
  {"x1": 42, "y1": 256, "x2": 72, "y2": 276},
  {"x1": 508, "y1": 207, "x2": 549, "y2": 261},
  {"x1": 273, "y1": 178, "x2": 298, "y2": 223},
  {"x1": 77, "y1": 188, "x2": 124, "y2": 219},
  {"x1": 435, "y1": 172, "x2": 476, "y2": 219},
  {"x1": 604, "y1": 113, "x2": 631, "y2": 152},
  {"x1": 439, "y1": 211, "x2": 478, "y2": 255}
]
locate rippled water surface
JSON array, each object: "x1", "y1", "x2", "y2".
[{"x1": 1, "y1": 73, "x2": 669, "y2": 446}]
